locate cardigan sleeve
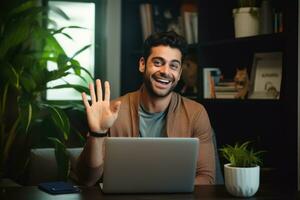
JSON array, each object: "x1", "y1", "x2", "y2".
[{"x1": 192, "y1": 106, "x2": 216, "y2": 185}]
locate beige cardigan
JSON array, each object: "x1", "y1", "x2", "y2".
[{"x1": 110, "y1": 89, "x2": 215, "y2": 185}]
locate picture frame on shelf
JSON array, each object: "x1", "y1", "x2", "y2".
[{"x1": 248, "y1": 52, "x2": 283, "y2": 99}]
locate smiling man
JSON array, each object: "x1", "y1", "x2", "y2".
[{"x1": 77, "y1": 31, "x2": 215, "y2": 186}]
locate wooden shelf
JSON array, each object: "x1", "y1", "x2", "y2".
[
  {"x1": 198, "y1": 33, "x2": 284, "y2": 48},
  {"x1": 199, "y1": 98, "x2": 282, "y2": 105}
]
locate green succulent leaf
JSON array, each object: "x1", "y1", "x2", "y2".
[{"x1": 220, "y1": 141, "x2": 264, "y2": 167}]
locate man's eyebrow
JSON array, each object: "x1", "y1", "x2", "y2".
[
  {"x1": 151, "y1": 57, "x2": 164, "y2": 61},
  {"x1": 151, "y1": 57, "x2": 181, "y2": 65}
]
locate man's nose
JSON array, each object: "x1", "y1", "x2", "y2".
[{"x1": 159, "y1": 64, "x2": 170, "y2": 74}]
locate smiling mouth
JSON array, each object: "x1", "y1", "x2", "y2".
[{"x1": 155, "y1": 78, "x2": 171, "y2": 85}]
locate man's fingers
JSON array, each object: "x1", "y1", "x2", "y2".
[
  {"x1": 82, "y1": 92, "x2": 90, "y2": 109},
  {"x1": 96, "y1": 79, "x2": 103, "y2": 101},
  {"x1": 104, "y1": 81, "x2": 110, "y2": 102},
  {"x1": 89, "y1": 82, "x2": 96, "y2": 103}
]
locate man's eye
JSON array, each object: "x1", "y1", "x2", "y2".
[
  {"x1": 170, "y1": 63, "x2": 180, "y2": 70},
  {"x1": 153, "y1": 60, "x2": 163, "y2": 66}
]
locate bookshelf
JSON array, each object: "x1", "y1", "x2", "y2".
[{"x1": 121, "y1": 0, "x2": 298, "y2": 188}]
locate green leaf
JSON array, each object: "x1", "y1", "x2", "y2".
[
  {"x1": 48, "y1": 137, "x2": 70, "y2": 181},
  {"x1": 24, "y1": 103, "x2": 32, "y2": 133},
  {"x1": 72, "y1": 127, "x2": 86, "y2": 146},
  {"x1": 52, "y1": 25, "x2": 86, "y2": 35},
  {"x1": 47, "y1": 105, "x2": 70, "y2": 141},
  {"x1": 3, "y1": 115, "x2": 21, "y2": 166},
  {"x1": 44, "y1": 70, "x2": 71, "y2": 83},
  {"x1": 71, "y1": 44, "x2": 91, "y2": 59},
  {"x1": 8, "y1": 65, "x2": 20, "y2": 88},
  {"x1": 33, "y1": 27, "x2": 65, "y2": 55},
  {"x1": 49, "y1": 5, "x2": 70, "y2": 20},
  {"x1": 1, "y1": 84, "x2": 9, "y2": 117},
  {"x1": 219, "y1": 141, "x2": 264, "y2": 167},
  {"x1": 7, "y1": 0, "x2": 38, "y2": 17},
  {"x1": 0, "y1": 18, "x2": 32, "y2": 58},
  {"x1": 60, "y1": 32, "x2": 73, "y2": 40},
  {"x1": 20, "y1": 72, "x2": 37, "y2": 92},
  {"x1": 78, "y1": 66, "x2": 94, "y2": 81},
  {"x1": 48, "y1": 83, "x2": 89, "y2": 94},
  {"x1": 57, "y1": 54, "x2": 69, "y2": 69}
]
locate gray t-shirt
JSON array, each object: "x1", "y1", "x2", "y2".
[{"x1": 138, "y1": 104, "x2": 167, "y2": 137}]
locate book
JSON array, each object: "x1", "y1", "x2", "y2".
[
  {"x1": 140, "y1": 3, "x2": 154, "y2": 40},
  {"x1": 214, "y1": 81, "x2": 236, "y2": 92},
  {"x1": 215, "y1": 91, "x2": 238, "y2": 99},
  {"x1": 180, "y1": 3, "x2": 198, "y2": 44},
  {"x1": 203, "y1": 68, "x2": 221, "y2": 98}
]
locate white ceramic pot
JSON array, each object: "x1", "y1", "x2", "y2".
[
  {"x1": 233, "y1": 7, "x2": 260, "y2": 38},
  {"x1": 224, "y1": 163, "x2": 260, "y2": 197}
]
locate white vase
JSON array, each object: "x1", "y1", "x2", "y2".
[
  {"x1": 233, "y1": 7, "x2": 260, "y2": 38},
  {"x1": 224, "y1": 163, "x2": 260, "y2": 197}
]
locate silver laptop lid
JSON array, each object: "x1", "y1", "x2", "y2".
[{"x1": 101, "y1": 137, "x2": 199, "y2": 194}]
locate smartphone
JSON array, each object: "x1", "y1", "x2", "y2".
[{"x1": 38, "y1": 181, "x2": 80, "y2": 194}]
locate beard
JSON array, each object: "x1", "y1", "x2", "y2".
[{"x1": 143, "y1": 70, "x2": 179, "y2": 98}]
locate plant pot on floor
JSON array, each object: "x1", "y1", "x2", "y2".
[
  {"x1": 233, "y1": 7, "x2": 260, "y2": 38},
  {"x1": 224, "y1": 163, "x2": 260, "y2": 197}
]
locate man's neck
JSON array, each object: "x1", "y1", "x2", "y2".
[{"x1": 140, "y1": 88, "x2": 172, "y2": 113}]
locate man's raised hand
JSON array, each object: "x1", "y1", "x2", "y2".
[{"x1": 82, "y1": 79, "x2": 121, "y2": 133}]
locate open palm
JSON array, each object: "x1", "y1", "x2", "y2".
[{"x1": 82, "y1": 79, "x2": 121, "y2": 133}]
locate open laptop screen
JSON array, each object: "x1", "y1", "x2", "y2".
[{"x1": 101, "y1": 137, "x2": 199, "y2": 194}]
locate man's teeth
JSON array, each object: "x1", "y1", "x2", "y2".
[{"x1": 157, "y1": 79, "x2": 170, "y2": 84}]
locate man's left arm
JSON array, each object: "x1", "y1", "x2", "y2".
[{"x1": 193, "y1": 106, "x2": 216, "y2": 185}]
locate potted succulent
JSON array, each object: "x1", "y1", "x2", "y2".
[
  {"x1": 0, "y1": 0, "x2": 91, "y2": 183},
  {"x1": 232, "y1": 0, "x2": 260, "y2": 38},
  {"x1": 220, "y1": 141, "x2": 264, "y2": 197}
]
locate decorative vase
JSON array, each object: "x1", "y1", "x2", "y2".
[
  {"x1": 233, "y1": 7, "x2": 260, "y2": 38},
  {"x1": 224, "y1": 163, "x2": 260, "y2": 197}
]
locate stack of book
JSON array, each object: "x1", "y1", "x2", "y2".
[
  {"x1": 214, "y1": 81, "x2": 238, "y2": 99},
  {"x1": 203, "y1": 68, "x2": 238, "y2": 99}
]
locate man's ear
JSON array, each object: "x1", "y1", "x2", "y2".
[{"x1": 139, "y1": 57, "x2": 145, "y2": 73}]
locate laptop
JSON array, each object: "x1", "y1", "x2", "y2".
[{"x1": 100, "y1": 137, "x2": 199, "y2": 194}]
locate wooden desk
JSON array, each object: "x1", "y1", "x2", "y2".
[{"x1": 0, "y1": 185, "x2": 298, "y2": 200}]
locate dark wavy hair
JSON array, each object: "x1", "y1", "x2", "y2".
[{"x1": 142, "y1": 31, "x2": 188, "y2": 62}]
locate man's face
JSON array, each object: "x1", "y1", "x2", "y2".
[{"x1": 139, "y1": 45, "x2": 182, "y2": 97}]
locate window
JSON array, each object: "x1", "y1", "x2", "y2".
[{"x1": 47, "y1": 1, "x2": 95, "y2": 100}]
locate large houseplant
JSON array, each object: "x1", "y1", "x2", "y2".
[
  {"x1": 220, "y1": 141, "x2": 264, "y2": 197},
  {"x1": 0, "y1": 0, "x2": 91, "y2": 182}
]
